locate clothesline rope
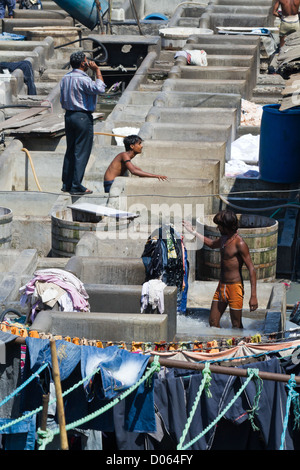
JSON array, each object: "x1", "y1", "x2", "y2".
[
  {"x1": 0, "y1": 360, "x2": 106, "y2": 432},
  {"x1": 0, "y1": 362, "x2": 48, "y2": 410},
  {"x1": 177, "y1": 362, "x2": 212, "y2": 450},
  {"x1": 177, "y1": 368, "x2": 262, "y2": 450},
  {"x1": 0, "y1": 342, "x2": 299, "y2": 451},
  {"x1": 280, "y1": 374, "x2": 300, "y2": 450},
  {"x1": 37, "y1": 355, "x2": 161, "y2": 450}
]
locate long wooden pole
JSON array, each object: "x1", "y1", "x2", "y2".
[
  {"x1": 40, "y1": 393, "x2": 50, "y2": 433},
  {"x1": 149, "y1": 356, "x2": 300, "y2": 385},
  {"x1": 50, "y1": 339, "x2": 69, "y2": 450}
]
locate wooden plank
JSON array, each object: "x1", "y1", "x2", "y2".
[
  {"x1": 6, "y1": 112, "x2": 104, "y2": 136},
  {"x1": 0, "y1": 106, "x2": 48, "y2": 130}
]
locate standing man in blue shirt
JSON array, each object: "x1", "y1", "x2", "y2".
[{"x1": 60, "y1": 51, "x2": 106, "y2": 195}]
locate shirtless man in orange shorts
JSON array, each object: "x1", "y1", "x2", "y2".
[
  {"x1": 273, "y1": 0, "x2": 300, "y2": 47},
  {"x1": 183, "y1": 210, "x2": 258, "y2": 329}
]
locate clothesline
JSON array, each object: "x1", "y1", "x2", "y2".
[{"x1": 149, "y1": 356, "x2": 300, "y2": 385}]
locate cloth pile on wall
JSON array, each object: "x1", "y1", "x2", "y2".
[
  {"x1": 141, "y1": 225, "x2": 189, "y2": 313},
  {"x1": 19, "y1": 268, "x2": 90, "y2": 322},
  {"x1": 0, "y1": 60, "x2": 36, "y2": 95},
  {"x1": 174, "y1": 50, "x2": 208, "y2": 66}
]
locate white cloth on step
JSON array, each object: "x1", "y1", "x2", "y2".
[{"x1": 141, "y1": 279, "x2": 166, "y2": 314}]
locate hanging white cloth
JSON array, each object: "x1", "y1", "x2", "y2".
[{"x1": 141, "y1": 279, "x2": 166, "y2": 314}]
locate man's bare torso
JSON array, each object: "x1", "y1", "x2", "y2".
[
  {"x1": 279, "y1": 0, "x2": 300, "y2": 16},
  {"x1": 219, "y1": 234, "x2": 244, "y2": 284}
]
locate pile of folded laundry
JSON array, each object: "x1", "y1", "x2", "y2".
[{"x1": 19, "y1": 268, "x2": 90, "y2": 322}]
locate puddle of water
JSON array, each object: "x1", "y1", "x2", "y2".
[{"x1": 176, "y1": 308, "x2": 266, "y2": 341}]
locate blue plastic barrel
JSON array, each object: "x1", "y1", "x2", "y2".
[
  {"x1": 144, "y1": 13, "x2": 168, "y2": 21},
  {"x1": 259, "y1": 104, "x2": 300, "y2": 183},
  {"x1": 53, "y1": 0, "x2": 108, "y2": 30}
]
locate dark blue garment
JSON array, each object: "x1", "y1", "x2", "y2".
[
  {"x1": 104, "y1": 179, "x2": 114, "y2": 193},
  {"x1": 0, "y1": 60, "x2": 36, "y2": 94},
  {"x1": 0, "y1": 414, "x2": 36, "y2": 450},
  {"x1": 20, "y1": 337, "x2": 81, "y2": 414},
  {"x1": 151, "y1": 357, "x2": 293, "y2": 451},
  {"x1": 80, "y1": 345, "x2": 156, "y2": 433},
  {"x1": 80, "y1": 345, "x2": 150, "y2": 401},
  {"x1": 21, "y1": 341, "x2": 156, "y2": 434},
  {"x1": 25, "y1": 337, "x2": 81, "y2": 381},
  {"x1": 179, "y1": 246, "x2": 189, "y2": 313},
  {"x1": 62, "y1": 110, "x2": 94, "y2": 193}
]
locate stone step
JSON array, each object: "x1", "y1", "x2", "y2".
[
  {"x1": 174, "y1": 65, "x2": 252, "y2": 81},
  {"x1": 163, "y1": 77, "x2": 248, "y2": 99},
  {"x1": 139, "y1": 83, "x2": 163, "y2": 92}
]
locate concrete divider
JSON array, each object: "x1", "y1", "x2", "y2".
[
  {"x1": 141, "y1": 139, "x2": 227, "y2": 164},
  {"x1": 185, "y1": 39, "x2": 260, "y2": 75},
  {"x1": 213, "y1": 0, "x2": 273, "y2": 5},
  {"x1": 108, "y1": 176, "x2": 215, "y2": 223},
  {"x1": 13, "y1": 9, "x2": 70, "y2": 19},
  {"x1": 2, "y1": 18, "x2": 75, "y2": 35},
  {"x1": 0, "y1": 37, "x2": 54, "y2": 60},
  {"x1": 133, "y1": 153, "x2": 221, "y2": 194},
  {"x1": 30, "y1": 310, "x2": 171, "y2": 343},
  {"x1": 263, "y1": 284, "x2": 286, "y2": 339},
  {"x1": 65, "y1": 255, "x2": 146, "y2": 285},
  {"x1": 0, "y1": 249, "x2": 38, "y2": 311},
  {"x1": 145, "y1": 106, "x2": 237, "y2": 141},
  {"x1": 207, "y1": 13, "x2": 273, "y2": 30},
  {"x1": 153, "y1": 90, "x2": 241, "y2": 126},
  {"x1": 162, "y1": 76, "x2": 248, "y2": 99},
  {"x1": 139, "y1": 121, "x2": 233, "y2": 162},
  {"x1": 74, "y1": 227, "x2": 197, "y2": 283},
  {"x1": 29, "y1": 283, "x2": 177, "y2": 342}
]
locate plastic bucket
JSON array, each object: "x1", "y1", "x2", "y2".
[{"x1": 259, "y1": 104, "x2": 300, "y2": 183}]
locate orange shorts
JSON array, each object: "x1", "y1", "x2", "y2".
[{"x1": 213, "y1": 282, "x2": 244, "y2": 310}]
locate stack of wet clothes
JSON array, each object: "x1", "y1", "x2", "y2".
[{"x1": 19, "y1": 268, "x2": 90, "y2": 322}]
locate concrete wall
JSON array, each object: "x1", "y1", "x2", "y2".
[
  {"x1": 30, "y1": 309, "x2": 171, "y2": 343},
  {"x1": 29, "y1": 284, "x2": 178, "y2": 342},
  {"x1": 264, "y1": 284, "x2": 286, "y2": 339},
  {"x1": 65, "y1": 255, "x2": 146, "y2": 285}
]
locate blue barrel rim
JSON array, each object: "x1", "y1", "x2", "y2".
[
  {"x1": 144, "y1": 12, "x2": 168, "y2": 20},
  {"x1": 262, "y1": 103, "x2": 300, "y2": 114}
]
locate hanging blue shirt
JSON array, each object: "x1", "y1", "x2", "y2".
[{"x1": 60, "y1": 69, "x2": 106, "y2": 112}]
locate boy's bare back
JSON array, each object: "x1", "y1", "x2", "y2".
[
  {"x1": 104, "y1": 151, "x2": 130, "y2": 181},
  {"x1": 276, "y1": 0, "x2": 300, "y2": 16}
]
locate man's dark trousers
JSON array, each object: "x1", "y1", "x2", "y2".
[{"x1": 62, "y1": 110, "x2": 94, "y2": 193}]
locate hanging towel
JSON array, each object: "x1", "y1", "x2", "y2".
[{"x1": 141, "y1": 279, "x2": 166, "y2": 314}]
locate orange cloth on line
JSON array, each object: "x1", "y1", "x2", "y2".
[{"x1": 213, "y1": 281, "x2": 244, "y2": 310}]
